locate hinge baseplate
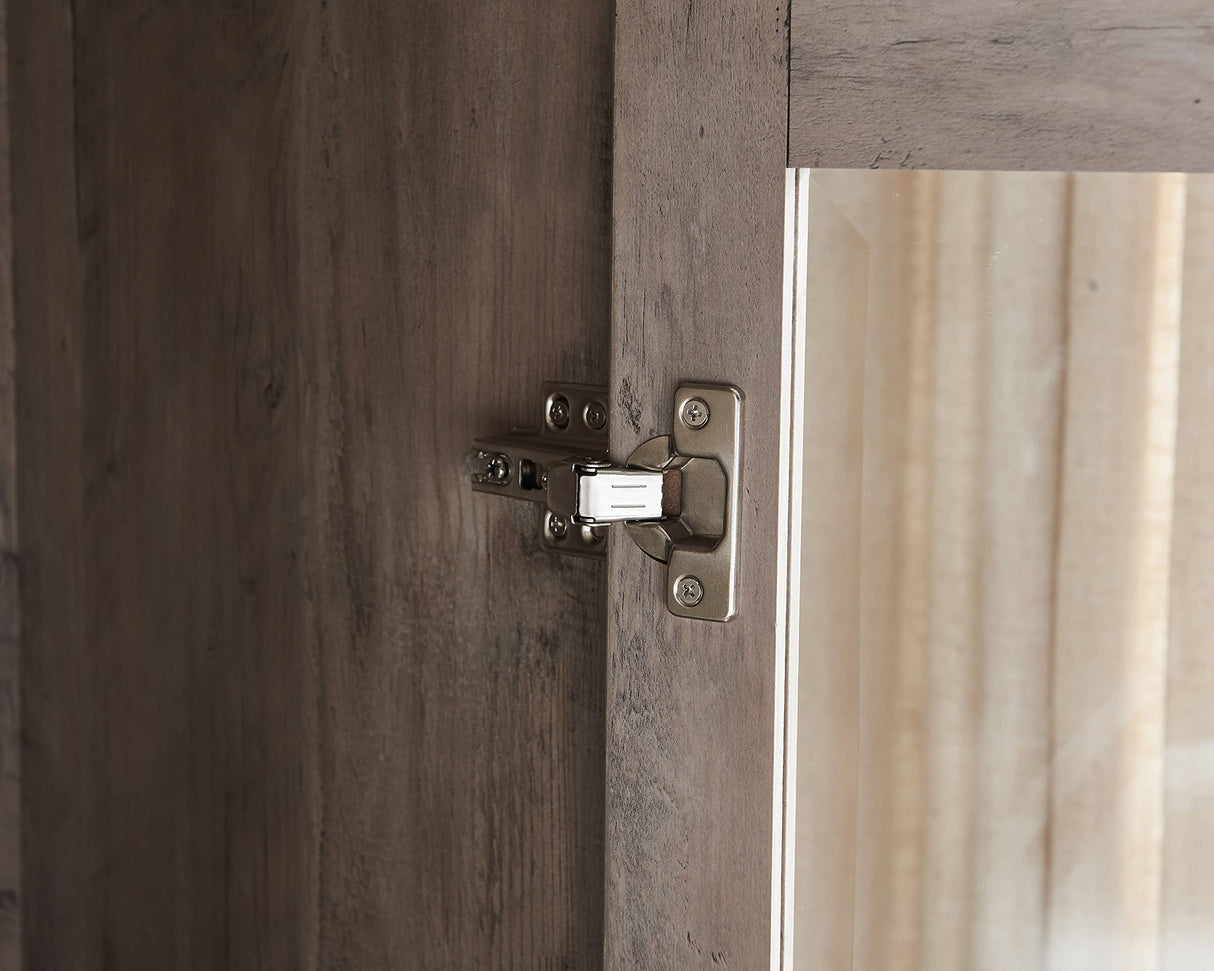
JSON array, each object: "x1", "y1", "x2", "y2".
[
  {"x1": 471, "y1": 383, "x2": 613, "y2": 558},
  {"x1": 470, "y1": 381, "x2": 743, "y2": 622}
]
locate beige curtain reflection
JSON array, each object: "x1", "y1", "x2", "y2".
[{"x1": 793, "y1": 171, "x2": 1214, "y2": 971}]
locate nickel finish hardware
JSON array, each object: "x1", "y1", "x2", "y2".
[{"x1": 470, "y1": 381, "x2": 743, "y2": 622}]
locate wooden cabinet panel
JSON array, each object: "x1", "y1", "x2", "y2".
[{"x1": 9, "y1": 1, "x2": 612, "y2": 967}]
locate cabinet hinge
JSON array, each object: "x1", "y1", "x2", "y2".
[{"x1": 470, "y1": 381, "x2": 742, "y2": 622}]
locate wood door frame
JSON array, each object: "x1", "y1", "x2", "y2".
[
  {"x1": 788, "y1": 0, "x2": 1214, "y2": 171},
  {"x1": 608, "y1": 3, "x2": 1214, "y2": 969},
  {"x1": 608, "y1": 0, "x2": 790, "y2": 967}
]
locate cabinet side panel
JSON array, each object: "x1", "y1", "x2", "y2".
[{"x1": 11, "y1": 0, "x2": 613, "y2": 967}]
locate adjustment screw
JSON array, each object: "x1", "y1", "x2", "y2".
[
  {"x1": 674, "y1": 575, "x2": 704, "y2": 607},
  {"x1": 584, "y1": 401, "x2": 607, "y2": 431},
  {"x1": 548, "y1": 396, "x2": 571, "y2": 429},
  {"x1": 548, "y1": 513, "x2": 569, "y2": 540},
  {"x1": 680, "y1": 397, "x2": 710, "y2": 429}
]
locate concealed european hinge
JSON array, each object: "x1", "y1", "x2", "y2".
[{"x1": 470, "y1": 381, "x2": 743, "y2": 622}]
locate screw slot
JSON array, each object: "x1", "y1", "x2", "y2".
[
  {"x1": 547, "y1": 395, "x2": 571, "y2": 430},
  {"x1": 547, "y1": 513, "x2": 569, "y2": 540},
  {"x1": 674, "y1": 575, "x2": 704, "y2": 608},
  {"x1": 680, "y1": 397, "x2": 710, "y2": 429}
]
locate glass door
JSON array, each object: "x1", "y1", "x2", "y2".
[{"x1": 783, "y1": 168, "x2": 1214, "y2": 971}]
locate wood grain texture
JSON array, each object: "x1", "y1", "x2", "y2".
[
  {"x1": 8, "y1": 0, "x2": 90, "y2": 965},
  {"x1": 607, "y1": 0, "x2": 787, "y2": 965},
  {"x1": 0, "y1": 0, "x2": 18, "y2": 963},
  {"x1": 789, "y1": 0, "x2": 1214, "y2": 171},
  {"x1": 11, "y1": 0, "x2": 612, "y2": 967}
]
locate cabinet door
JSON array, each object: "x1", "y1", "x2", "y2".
[
  {"x1": 785, "y1": 165, "x2": 1214, "y2": 971},
  {"x1": 607, "y1": 2, "x2": 1214, "y2": 970}
]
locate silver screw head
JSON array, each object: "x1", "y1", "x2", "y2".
[
  {"x1": 548, "y1": 396, "x2": 571, "y2": 429},
  {"x1": 584, "y1": 401, "x2": 607, "y2": 431},
  {"x1": 472, "y1": 450, "x2": 511, "y2": 486},
  {"x1": 547, "y1": 513, "x2": 569, "y2": 540},
  {"x1": 674, "y1": 575, "x2": 705, "y2": 607},
  {"x1": 486, "y1": 454, "x2": 510, "y2": 483},
  {"x1": 680, "y1": 397, "x2": 710, "y2": 429}
]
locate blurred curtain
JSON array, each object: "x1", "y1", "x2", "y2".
[{"x1": 793, "y1": 170, "x2": 1214, "y2": 971}]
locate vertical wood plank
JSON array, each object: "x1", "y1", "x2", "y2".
[
  {"x1": 607, "y1": 0, "x2": 788, "y2": 966},
  {"x1": 8, "y1": 0, "x2": 93, "y2": 965},
  {"x1": 0, "y1": 0, "x2": 19, "y2": 962}
]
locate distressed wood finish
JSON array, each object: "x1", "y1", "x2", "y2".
[
  {"x1": 607, "y1": 0, "x2": 788, "y2": 966},
  {"x1": 790, "y1": 0, "x2": 1214, "y2": 171},
  {"x1": 11, "y1": 1, "x2": 611, "y2": 967},
  {"x1": 0, "y1": 1, "x2": 18, "y2": 963}
]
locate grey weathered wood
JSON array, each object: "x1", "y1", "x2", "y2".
[
  {"x1": 0, "y1": 1, "x2": 19, "y2": 964},
  {"x1": 11, "y1": 0, "x2": 611, "y2": 967},
  {"x1": 790, "y1": 0, "x2": 1214, "y2": 171},
  {"x1": 607, "y1": 0, "x2": 788, "y2": 966}
]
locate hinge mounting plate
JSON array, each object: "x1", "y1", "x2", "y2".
[{"x1": 470, "y1": 381, "x2": 743, "y2": 622}]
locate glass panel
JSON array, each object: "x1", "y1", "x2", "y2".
[{"x1": 787, "y1": 170, "x2": 1214, "y2": 971}]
